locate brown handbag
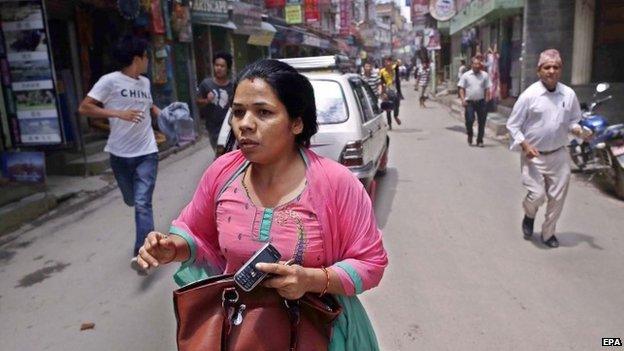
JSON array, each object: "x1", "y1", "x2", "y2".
[{"x1": 173, "y1": 274, "x2": 342, "y2": 351}]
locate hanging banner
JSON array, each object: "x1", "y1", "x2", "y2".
[
  {"x1": 0, "y1": 0, "x2": 63, "y2": 145},
  {"x1": 429, "y1": 0, "x2": 456, "y2": 21},
  {"x1": 304, "y1": 0, "x2": 320, "y2": 23},
  {"x1": 285, "y1": 4, "x2": 303, "y2": 24},
  {"x1": 339, "y1": 0, "x2": 350, "y2": 36},
  {"x1": 265, "y1": 0, "x2": 286, "y2": 8}
]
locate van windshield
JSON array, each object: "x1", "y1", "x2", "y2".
[{"x1": 310, "y1": 80, "x2": 348, "y2": 124}]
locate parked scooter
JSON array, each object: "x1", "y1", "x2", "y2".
[{"x1": 568, "y1": 83, "x2": 624, "y2": 199}]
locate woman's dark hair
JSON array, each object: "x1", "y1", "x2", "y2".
[
  {"x1": 233, "y1": 59, "x2": 318, "y2": 147},
  {"x1": 213, "y1": 52, "x2": 233, "y2": 70},
  {"x1": 113, "y1": 35, "x2": 148, "y2": 68}
]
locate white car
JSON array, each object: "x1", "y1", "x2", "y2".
[{"x1": 217, "y1": 56, "x2": 390, "y2": 199}]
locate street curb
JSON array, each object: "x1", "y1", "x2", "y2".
[{"x1": 0, "y1": 136, "x2": 210, "y2": 246}]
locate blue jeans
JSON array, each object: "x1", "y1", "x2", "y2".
[
  {"x1": 464, "y1": 99, "x2": 487, "y2": 143},
  {"x1": 109, "y1": 152, "x2": 158, "y2": 256}
]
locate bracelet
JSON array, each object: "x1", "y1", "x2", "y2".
[{"x1": 319, "y1": 266, "x2": 329, "y2": 297}]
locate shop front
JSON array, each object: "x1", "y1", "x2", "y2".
[
  {"x1": 450, "y1": 0, "x2": 523, "y2": 99},
  {"x1": 1, "y1": 0, "x2": 199, "y2": 180}
]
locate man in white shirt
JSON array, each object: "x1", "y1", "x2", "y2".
[
  {"x1": 506, "y1": 49, "x2": 590, "y2": 248},
  {"x1": 79, "y1": 36, "x2": 161, "y2": 272},
  {"x1": 458, "y1": 57, "x2": 491, "y2": 147}
]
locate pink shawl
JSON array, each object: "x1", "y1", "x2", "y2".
[{"x1": 171, "y1": 148, "x2": 388, "y2": 295}]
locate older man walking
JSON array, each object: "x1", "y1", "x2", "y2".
[
  {"x1": 458, "y1": 57, "x2": 491, "y2": 147},
  {"x1": 506, "y1": 49, "x2": 591, "y2": 248}
]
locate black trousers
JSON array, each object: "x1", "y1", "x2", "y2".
[
  {"x1": 385, "y1": 94, "x2": 400, "y2": 127},
  {"x1": 465, "y1": 99, "x2": 487, "y2": 143}
]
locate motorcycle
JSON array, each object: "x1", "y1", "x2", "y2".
[{"x1": 568, "y1": 83, "x2": 624, "y2": 199}]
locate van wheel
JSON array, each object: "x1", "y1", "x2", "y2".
[{"x1": 376, "y1": 141, "x2": 389, "y2": 177}]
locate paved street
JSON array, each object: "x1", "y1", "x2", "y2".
[{"x1": 1, "y1": 87, "x2": 623, "y2": 351}]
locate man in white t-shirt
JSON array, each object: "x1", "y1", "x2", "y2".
[{"x1": 78, "y1": 36, "x2": 161, "y2": 273}]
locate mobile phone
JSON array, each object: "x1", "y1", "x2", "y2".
[{"x1": 234, "y1": 243, "x2": 281, "y2": 292}]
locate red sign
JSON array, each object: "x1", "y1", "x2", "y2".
[
  {"x1": 304, "y1": 0, "x2": 319, "y2": 22},
  {"x1": 265, "y1": 0, "x2": 285, "y2": 8},
  {"x1": 339, "y1": 0, "x2": 350, "y2": 36}
]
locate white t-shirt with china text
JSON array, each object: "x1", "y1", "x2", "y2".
[{"x1": 87, "y1": 71, "x2": 158, "y2": 158}]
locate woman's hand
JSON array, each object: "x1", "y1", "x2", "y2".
[
  {"x1": 256, "y1": 262, "x2": 313, "y2": 300},
  {"x1": 136, "y1": 231, "x2": 177, "y2": 270}
]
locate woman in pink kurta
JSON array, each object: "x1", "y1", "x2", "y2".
[{"x1": 135, "y1": 59, "x2": 388, "y2": 350}]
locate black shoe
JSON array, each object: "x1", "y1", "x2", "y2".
[
  {"x1": 467, "y1": 136, "x2": 473, "y2": 145},
  {"x1": 522, "y1": 215, "x2": 534, "y2": 240},
  {"x1": 477, "y1": 142, "x2": 484, "y2": 148},
  {"x1": 542, "y1": 235, "x2": 559, "y2": 248}
]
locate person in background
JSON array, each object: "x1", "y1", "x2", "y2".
[
  {"x1": 506, "y1": 49, "x2": 591, "y2": 248},
  {"x1": 416, "y1": 59, "x2": 432, "y2": 108},
  {"x1": 458, "y1": 57, "x2": 491, "y2": 147},
  {"x1": 361, "y1": 60, "x2": 382, "y2": 98},
  {"x1": 197, "y1": 52, "x2": 234, "y2": 150},
  {"x1": 457, "y1": 59, "x2": 468, "y2": 98},
  {"x1": 379, "y1": 56, "x2": 402, "y2": 129},
  {"x1": 134, "y1": 59, "x2": 388, "y2": 349},
  {"x1": 78, "y1": 35, "x2": 161, "y2": 274}
]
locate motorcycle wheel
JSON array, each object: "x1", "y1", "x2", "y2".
[
  {"x1": 568, "y1": 144, "x2": 585, "y2": 171},
  {"x1": 611, "y1": 154, "x2": 624, "y2": 199}
]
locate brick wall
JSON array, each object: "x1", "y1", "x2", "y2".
[{"x1": 521, "y1": 0, "x2": 576, "y2": 90}]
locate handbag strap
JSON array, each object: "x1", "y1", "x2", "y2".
[{"x1": 286, "y1": 300, "x2": 301, "y2": 351}]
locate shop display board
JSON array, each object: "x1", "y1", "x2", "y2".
[{"x1": 0, "y1": 0, "x2": 63, "y2": 145}]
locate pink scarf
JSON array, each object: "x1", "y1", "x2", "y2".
[{"x1": 171, "y1": 148, "x2": 388, "y2": 295}]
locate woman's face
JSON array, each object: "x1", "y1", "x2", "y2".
[{"x1": 231, "y1": 78, "x2": 303, "y2": 164}]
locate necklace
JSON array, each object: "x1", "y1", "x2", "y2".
[{"x1": 241, "y1": 167, "x2": 253, "y2": 200}]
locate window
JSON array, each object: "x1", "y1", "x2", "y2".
[
  {"x1": 361, "y1": 81, "x2": 381, "y2": 115},
  {"x1": 310, "y1": 80, "x2": 349, "y2": 124},
  {"x1": 349, "y1": 78, "x2": 375, "y2": 123}
]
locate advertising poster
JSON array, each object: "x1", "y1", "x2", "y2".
[
  {"x1": 1, "y1": 151, "x2": 45, "y2": 183},
  {"x1": 0, "y1": 0, "x2": 63, "y2": 145},
  {"x1": 425, "y1": 28, "x2": 441, "y2": 50}
]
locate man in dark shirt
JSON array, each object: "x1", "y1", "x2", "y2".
[{"x1": 197, "y1": 52, "x2": 233, "y2": 149}]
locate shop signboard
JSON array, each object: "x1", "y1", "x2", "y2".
[
  {"x1": 339, "y1": 0, "x2": 350, "y2": 36},
  {"x1": 304, "y1": 0, "x2": 320, "y2": 23},
  {"x1": 412, "y1": 0, "x2": 429, "y2": 16},
  {"x1": 429, "y1": 0, "x2": 456, "y2": 21},
  {"x1": 232, "y1": 1, "x2": 262, "y2": 36},
  {"x1": 285, "y1": 4, "x2": 303, "y2": 24},
  {"x1": 191, "y1": 0, "x2": 229, "y2": 25},
  {"x1": 266, "y1": 0, "x2": 286, "y2": 8},
  {"x1": 0, "y1": 0, "x2": 63, "y2": 145}
]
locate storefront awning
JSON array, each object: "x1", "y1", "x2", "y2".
[
  {"x1": 450, "y1": 0, "x2": 523, "y2": 35},
  {"x1": 248, "y1": 22, "x2": 277, "y2": 46},
  {"x1": 206, "y1": 21, "x2": 237, "y2": 30}
]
